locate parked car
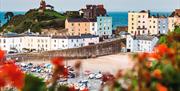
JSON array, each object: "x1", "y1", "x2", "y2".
[
  {"x1": 95, "y1": 73, "x2": 103, "y2": 79},
  {"x1": 88, "y1": 73, "x2": 95, "y2": 79}
]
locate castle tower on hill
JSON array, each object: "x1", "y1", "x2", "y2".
[{"x1": 39, "y1": 0, "x2": 46, "y2": 11}]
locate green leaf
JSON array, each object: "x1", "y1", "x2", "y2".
[{"x1": 22, "y1": 74, "x2": 47, "y2": 91}]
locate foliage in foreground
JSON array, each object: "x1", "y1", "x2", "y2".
[
  {"x1": 22, "y1": 74, "x2": 47, "y2": 91},
  {"x1": 101, "y1": 26, "x2": 180, "y2": 91}
]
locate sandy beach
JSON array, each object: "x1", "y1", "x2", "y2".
[{"x1": 21, "y1": 53, "x2": 134, "y2": 74}]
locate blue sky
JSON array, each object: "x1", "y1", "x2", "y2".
[{"x1": 0, "y1": 0, "x2": 180, "y2": 12}]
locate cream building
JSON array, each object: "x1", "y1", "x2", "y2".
[
  {"x1": 148, "y1": 16, "x2": 158, "y2": 35},
  {"x1": 128, "y1": 10, "x2": 149, "y2": 35}
]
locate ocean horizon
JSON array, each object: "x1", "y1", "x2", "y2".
[{"x1": 0, "y1": 11, "x2": 171, "y2": 29}]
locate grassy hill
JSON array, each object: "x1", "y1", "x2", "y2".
[{"x1": 0, "y1": 9, "x2": 67, "y2": 33}]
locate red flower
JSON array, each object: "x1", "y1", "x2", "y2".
[
  {"x1": 68, "y1": 86, "x2": 76, "y2": 91},
  {"x1": 155, "y1": 44, "x2": 168, "y2": 56},
  {"x1": 81, "y1": 87, "x2": 89, "y2": 91},
  {"x1": 0, "y1": 72, "x2": 6, "y2": 87},
  {"x1": 156, "y1": 83, "x2": 168, "y2": 91},
  {"x1": 0, "y1": 49, "x2": 5, "y2": 60},
  {"x1": 63, "y1": 68, "x2": 68, "y2": 78},
  {"x1": 149, "y1": 53, "x2": 161, "y2": 60},
  {"x1": 1, "y1": 63, "x2": 24, "y2": 89},
  {"x1": 153, "y1": 69, "x2": 162, "y2": 80},
  {"x1": 138, "y1": 53, "x2": 148, "y2": 62},
  {"x1": 51, "y1": 57, "x2": 64, "y2": 67}
]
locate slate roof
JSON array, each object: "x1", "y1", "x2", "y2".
[
  {"x1": 134, "y1": 35, "x2": 156, "y2": 40},
  {"x1": 67, "y1": 18, "x2": 96, "y2": 22}
]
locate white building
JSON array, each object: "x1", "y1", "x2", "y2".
[
  {"x1": 81, "y1": 34, "x2": 99, "y2": 46},
  {"x1": 51, "y1": 36, "x2": 69, "y2": 50},
  {"x1": 90, "y1": 22, "x2": 98, "y2": 35},
  {"x1": 126, "y1": 34, "x2": 159, "y2": 53},
  {"x1": 0, "y1": 33, "x2": 99, "y2": 53}
]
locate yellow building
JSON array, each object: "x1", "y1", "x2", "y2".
[
  {"x1": 65, "y1": 18, "x2": 96, "y2": 36},
  {"x1": 128, "y1": 10, "x2": 149, "y2": 35}
]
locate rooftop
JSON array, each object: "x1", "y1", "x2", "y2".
[
  {"x1": 134, "y1": 35, "x2": 157, "y2": 40},
  {"x1": 67, "y1": 18, "x2": 96, "y2": 22}
]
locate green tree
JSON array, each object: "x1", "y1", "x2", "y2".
[{"x1": 4, "y1": 12, "x2": 14, "y2": 22}]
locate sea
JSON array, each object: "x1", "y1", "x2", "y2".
[{"x1": 0, "y1": 11, "x2": 171, "y2": 29}]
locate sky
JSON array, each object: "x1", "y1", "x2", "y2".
[{"x1": 0, "y1": 0, "x2": 180, "y2": 12}]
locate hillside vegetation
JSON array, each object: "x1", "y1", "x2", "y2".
[{"x1": 0, "y1": 9, "x2": 67, "y2": 33}]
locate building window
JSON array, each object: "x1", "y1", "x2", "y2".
[
  {"x1": 54, "y1": 40, "x2": 56, "y2": 42},
  {"x1": 78, "y1": 23, "x2": 80, "y2": 26},
  {"x1": 153, "y1": 26, "x2": 155, "y2": 28},
  {"x1": 72, "y1": 29, "x2": 74, "y2": 31},
  {"x1": 153, "y1": 21, "x2": 156, "y2": 23},
  {"x1": 71, "y1": 40, "x2": 73, "y2": 42},
  {"x1": 3, "y1": 39, "x2": 5, "y2": 43},
  {"x1": 131, "y1": 31, "x2": 133, "y2": 33},
  {"x1": 138, "y1": 15, "x2": 140, "y2": 18},
  {"x1": 163, "y1": 25, "x2": 165, "y2": 28},
  {"x1": 92, "y1": 28, "x2": 94, "y2": 30},
  {"x1": 92, "y1": 23, "x2": 95, "y2": 26},
  {"x1": 132, "y1": 23, "x2": 134, "y2": 25},
  {"x1": 138, "y1": 21, "x2": 140, "y2": 23},
  {"x1": 143, "y1": 21, "x2": 145, "y2": 23},
  {"x1": 149, "y1": 26, "x2": 151, "y2": 28},
  {"x1": 71, "y1": 23, "x2": 74, "y2": 26},
  {"x1": 99, "y1": 28, "x2": 102, "y2": 30},
  {"x1": 132, "y1": 18, "x2": 134, "y2": 21},
  {"x1": 132, "y1": 27, "x2": 134, "y2": 29},
  {"x1": 143, "y1": 30, "x2": 145, "y2": 33}
]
